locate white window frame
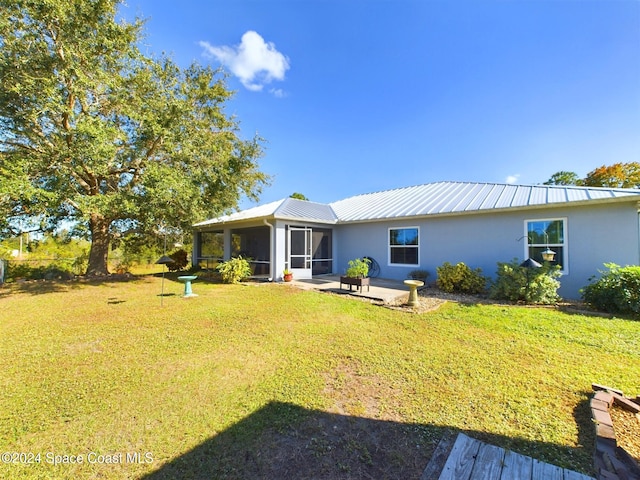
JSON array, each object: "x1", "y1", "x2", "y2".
[
  {"x1": 523, "y1": 217, "x2": 568, "y2": 274},
  {"x1": 388, "y1": 226, "x2": 420, "y2": 267}
]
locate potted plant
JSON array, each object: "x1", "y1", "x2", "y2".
[
  {"x1": 340, "y1": 257, "x2": 371, "y2": 292},
  {"x1": 282, "y1": 268, "x2": 293, "y2": 282}
]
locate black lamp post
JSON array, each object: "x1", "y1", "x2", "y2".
[
  {"x1": 520, "y1": 257, "x2": 542, "y2": 303},
  {"x1": 156, "y1": 255, "x2": 174, "y2": 306}
]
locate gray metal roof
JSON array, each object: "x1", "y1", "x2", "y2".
[
  {"x1": 193, "y1": 197, "x2": 337, "y2": 227},
  {"x1": 330, "y1": 181, "x2": 640, "y2": 222},
  {"x1": 195, "y1": 181, "x2": 640, "y2": 227}
]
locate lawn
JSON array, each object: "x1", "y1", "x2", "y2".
[{"x1": 1, "y1": 275, "x2": 638, "y2": 479}]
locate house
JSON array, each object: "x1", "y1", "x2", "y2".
[{"x1": 192, "y1": 181, "x2": 640, "y2": 299}]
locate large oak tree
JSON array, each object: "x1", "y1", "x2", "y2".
[{"x1": 0, "y1": 0, "x2": 268, "y2": 275}]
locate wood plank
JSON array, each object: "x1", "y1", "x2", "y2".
[
  {"x1": 501, "y1": 450, "x2": 533, "y2": 480},
  {"x1": 439, "y1": 433, "x2": 481, "y2": 480},
  {"x1": 421, "y1": 432, "x2": 457, "y2": 480},
  {"x1": 532, "y1": 458, "x2": 563, "y2": 480},
  {"x1": 470, "y1": 443, "x2": 504, "y2": 480},
  {"x1": 562, "y1": 469, "x2": 596, "y2": 480}
]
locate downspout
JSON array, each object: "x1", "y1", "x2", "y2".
[{"x1": 263, "y1": 219, "x2": 274, "y2": 281}]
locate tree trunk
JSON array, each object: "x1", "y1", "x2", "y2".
[{"x1": 86, "y1": 214, "x2": 111, "y2": 276}]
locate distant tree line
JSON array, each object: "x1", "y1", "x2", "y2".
[{"x1": 544, "y1": 162, "x2": 640, "y2": 189}]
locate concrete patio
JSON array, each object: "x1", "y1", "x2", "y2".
[{"x1": 291, "y1": 275, "x2": 412, "y2": 304}]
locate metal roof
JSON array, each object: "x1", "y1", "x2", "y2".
[
  {"x1": 193, "y1": 197, "x2": 337, "y2": 227},
  {"x1": 329, "y1": 181, "x2": 640, "y2": 222},
  {"x1": 195, "y1": 181, "x2": 640, "y2": 227}
]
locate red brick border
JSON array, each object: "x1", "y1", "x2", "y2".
[{"x1": 590, "y1": 384, "x2": 640, "y2": 480}]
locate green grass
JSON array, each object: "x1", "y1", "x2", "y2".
[{"x1": 1, "y1": 276, "x2": 638, "y2": 479}]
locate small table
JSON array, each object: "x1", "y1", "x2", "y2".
[
  {"x1": 404, "y1": 279, "x2": 424, "y2": 306},
  {"x1": 177, "y1": 275, "x2": 198, "y2": 298}
]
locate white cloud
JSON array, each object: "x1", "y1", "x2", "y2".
[
  {"x1": 505, "y1": 174, "x2": 520, "y2": 184},
  {"x1": 200, "y1": 31, "x2": 290, "y2": 93},
  {"x1": 270, "y1": 88, "x2": 287, "y2": 98}
]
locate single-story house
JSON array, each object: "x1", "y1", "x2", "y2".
[{"x1": 192, "y1": 181, "x2": 640, "y2": 299}]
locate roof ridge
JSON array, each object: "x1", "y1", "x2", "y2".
[{"x1": 281, "y1": 196, "x2": 332, "y2": 207}]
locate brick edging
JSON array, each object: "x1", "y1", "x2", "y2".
[{"x1": 590, "y1": 383, "x2": 640, "y2": 480}]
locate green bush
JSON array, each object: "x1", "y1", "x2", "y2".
[
  {"x1": 6, "y1": 262, "x2": 75, "y2": 281},
  {"x1": 490, "y1": 258, "x2": 561, "y2": 304},
  {"x1": 216, "y1": 256, "x2": 252, "y2": 284},
  {"x1": 436, "y1": 262, "x2": 487, "y2": 294},
  {"x1": 345, "y1": 257, "x2": 370, "y2": 278},
  {"x1": 581, "y1": 263, "x2": 640, "y2": 317}
]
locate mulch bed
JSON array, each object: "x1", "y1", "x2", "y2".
[{"x1": 610, "y1": 405, "x2": 640, "y2": 464}]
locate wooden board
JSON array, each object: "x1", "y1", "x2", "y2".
[
  {"x1": 470, "y1": 442, "x2": 504, "y2": 480},
  {"x1": 500, "y1": 449, "x2": 533, "y2": 480},
  {"x1": 438, "y1": 433, "x2": 480, "y2": 480},
  {"x1": 563, "y1": 470, "x2": 598, "y2": 480},
  {"x1": 532, "y1": 458, "x2": 563, "y2": 480},
  {"x1": 428, "y1": 433, "x2": 596, "y2": 480}
]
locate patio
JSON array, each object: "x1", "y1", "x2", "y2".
[{"x1": 291, "y1": 275, "x2": 413, "y2": 304}]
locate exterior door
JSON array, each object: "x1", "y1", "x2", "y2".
[{"x1": 288, "y1": 226, "x2": 312, "y2": 278}]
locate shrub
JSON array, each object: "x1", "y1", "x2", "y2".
[
  {"x1": 436, "y1": 262, "x2": 487, "y2": 294},
  {"x1": 345, "y1": 257, "x2": 370, "y2": 278},
  {"x1": 5, "y1": 262, "x2": 75, "y2": 281},
  {"x1": 581, "y1": 263, "x2": 640, "y2": 317},
  {"x1": 490, "y1": 258, "x2": 561, "y2": 304},
  {"x1": 167, "y1": 249, "x2": 189, "y2": 272},
  {"x1": 216, "y1": 256, "x2": 252, "y2": 284}
]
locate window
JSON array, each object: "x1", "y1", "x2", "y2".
[
  {"x1": 389, "y1": 227, "x2": 419, "y2": 265},
  {"x1": 525, "y1": 218, "x2": 566, "y2": 272}
]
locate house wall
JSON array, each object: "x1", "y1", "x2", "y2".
[{"x1": 336, "y1": 202, "x2": 640, "y2": 299}]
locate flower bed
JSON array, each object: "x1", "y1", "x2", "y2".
[{"x1": 590, "y1": 384, "x2": 640, "y2": 479}]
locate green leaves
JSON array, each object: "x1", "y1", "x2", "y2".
[
  {"x1": 582, "y1": 263, "x2": 640, "y2": 317},
  {"x1": 216, "y1": 256, "x2": 252, "y2": 283},
  {"x1": 436, "y1": 261, "x2": 487, "y2": 294},
  {"x1": 0, "y1": 1, "x2": 268, "y2": 273},
  {"x1": 490, "y1": 258, "x2": 561, "y2": 304}
]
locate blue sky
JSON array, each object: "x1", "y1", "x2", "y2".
[{"x1": 120, "y1": 0, "x2": 640, "y2": 208}]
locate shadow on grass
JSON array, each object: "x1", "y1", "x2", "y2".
[
  {"x1": 0, "y1": 271, "x2": 227, "y2": 299},
  {"x1": 142, "y1": 400, "x2": 596, "y2": 480},
  {"x1": 0, "y1": 279, "x2": 80, "y2": 296},
  {"x1": 573, "y1": 392, "x2": 596, "y2": 467},
  {"x1": 0, "y1": 273, "x2": 160, "y2": 298}
]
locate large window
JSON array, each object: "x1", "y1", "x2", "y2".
[
  {"x1": 525, "y1": 218, "x2": 566, "y2": 272},
  {"x1": 389, "y1": 227, "x2": 419, "y2": 265}
]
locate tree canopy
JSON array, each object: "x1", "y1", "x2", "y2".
[
  {"x1": 0, "y1": 0, "x2": 269, "y2": 275},
  {"x1": 582, "y1": 162, "x2": 640, "y2": 189},
  {"x1": 289, "y1": 192, "x2": 309, "y2": 201},
  {"x1": 544, "y1": 162, "x2": 640, "y2": 189},
  {"x1": 543, "y1": 171, "x2": 583, "y2": 186}
]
